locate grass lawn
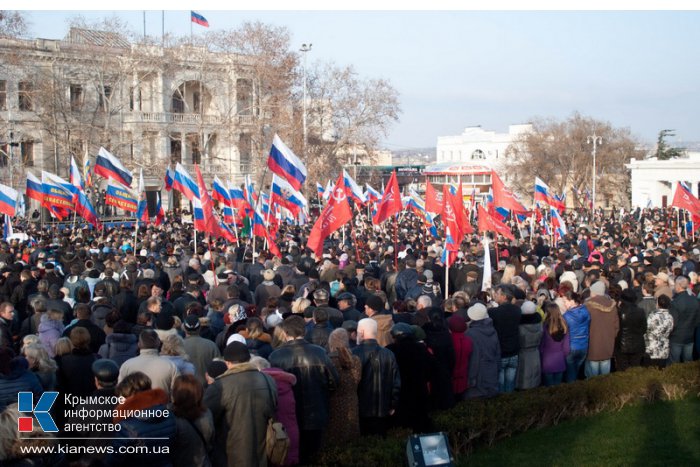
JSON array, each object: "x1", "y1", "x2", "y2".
[{"x1": 461, "y1": 397, "x2": 700, "y2": 466}]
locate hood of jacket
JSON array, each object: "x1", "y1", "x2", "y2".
[
  {"x1": 264, "y1": 367, "x2": 297, "y2": 386},
  {"x1": 38, "y1": 314, "x2": 63, "y2": 333},
  {"x1": 468, "y1": 317, "x2": 497, "y2": 337},
  {"x1": 106, "y1": 332, "x2": 137, "y2": 346},
  {"x1": 587, "y1": 295, "x2": 616, "y2": 314}
]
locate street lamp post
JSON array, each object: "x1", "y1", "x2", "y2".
[
  {"x1": 587, "y1": 132, "x2": 602, "y2": 213},
  {"x1": 299, "y1": 43, "x2": 312, "y2": 157}
]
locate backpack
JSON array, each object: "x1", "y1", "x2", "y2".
[{"x1": 264, "y1": 375, "x2": 289, "y2": 465}]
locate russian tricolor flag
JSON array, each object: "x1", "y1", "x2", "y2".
[
  {"x1": 41, "y1": 172, "x2": 74, "y2": 220},
  {"x1": 271, "y1": 174, "x2": 307, "y2": 216},
  {"x1": 0, "y1": 183, "x2": 18, "y2": 218},
  {"x1": 229, "y1": 182, "x2": 249, "y2": 211},
  {"x1": 70, "y1": 155, "x2": 84, "y2": 193},
  {"x1": 164, "y1": 164, "x2": 174, "y2": 191},
  {"x1": 550, "y1": 207, "x2": 568, "y2": 236},
  {"x1": 172, "y1": 163, "x2": 199, "y2": 201},
  {"x1": 212, "y1": 176, "x2": 234, "y2": 224},
  {"x1": 343, "y1": 169, "x2": 366, "y2": 205},
  {"x1": 316, "y1": 182, "x2": 325, "y2": 198},
  {"x1": 95, "y1": 147, "x2": 133, "y2": 187},
  {"x1": 191, "y1": 11, "x2": 209, "y2": 28},
  {"x1": 26, "y1": 172, "x2": 43, "y2": 204},
  {"x1": 135, "y1": 169, "x2": 149, "y2": 222},
  {"x1": 267, "y1": 134, "x2": 307, "y2": 192},
  {"x1": 365, "y1": 184, "x2": 381, "y2": 203},
  {"x1": 75, "y1": 189, "x2": 101, "y2": 229},
  {"x1": 154, "y1": 193, "x2": 165, "y2": 226}
]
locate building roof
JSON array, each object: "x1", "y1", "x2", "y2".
[{"x1": 65, "y1": 28, "x2": 130, "y2": 48}]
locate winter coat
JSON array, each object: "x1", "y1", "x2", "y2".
[
  {"x1": 98, "y1": 332, "x2": 138, "y2": 367},
  {"x1": 395, "y1": 268, "x2": 419, "y2": 301},
  {"x1": 0, "y1": 360, "x2": 43, "y2": 412},
  {"x1": 57, "y1": 348, "x2": 97, "y2": 396},
  {"x1": 563, "y1": 304, "x2": 590, "y2": 352},
  {"x1": 449, "y1": 330, "x2": 473, "y2": 395},
  {"x1": 516, "y1": 315, "x2": 543, "y2": 390},
  {"x1": 669, "y1": 291, "x2": 700, "y2": 345},
  {"x1": 38, "y1": 314, "x2": 64, "y2": 358},
  {"x1": 163, "y1": 355, "x2": 195, "y2": 377},
  {"x1": 118, "y1": 349, "x2": 179, "y2": 396},
  {"x1": 423, "y1": 322, "x2": 456, "y2": 410},
  {"x1": 352, "y1": 339, "x2": 401, "y2": 418},
  {"x1": 183, "y1": 335, "x2": 221, "y2": 386},
  {"x1": 91, "y1": 299, "x2": 113, "y2": 329},
  {"x1": 254, "y1": 281, "x2": 281, "y2": 310},
  {"x1": 247, "y1": 333, "x2": 274, "y2": 360},
  {"x1": 645, "y1": 309, "x2": 674, "y2": 359},
  {"x1": 63, "y1": 275, "x2": 88, "y2": 300},
  {"x1": 540, "y1": 324, "x2": 570, "y2": 374},
  {"x1": 617, "y1": 301, "x2": 648, "y2": 354},
  {"x1": 586, "y1": 295, "x2": 619, "y2": 361},
  {"x1": 63, "y1": 319, "x2": 106, "y2": 354},
  {"x1": 386, "y1": 339, "x2": 432, "y2": 432},
  {"x1": 112, "y1": 289, "x2": 139, "y2": 324},
  {"x1": 268, "y1": 339, "x2": 339, "y2": 431},
  {"x1": 204, "y1": 363, "x2": 277, "y2": 467},
  {"x1": 263, "y1": 367, "x2": 300, "y2": 466},
  {"x1": 107, "y1": 389, "x2": 176, "y2": 467},
  {"x1": 305, "y1": 322, "x2": 332, "y2": 350},
  {"x1": 465, "y1": 318, "x2": 500, "y2": 399},
  {"x1": 489, "y1": 303, "x2": 522, "y2": 357},
  {"x1": 172, "y1": 409, "x2": 215, "y2": 467}
]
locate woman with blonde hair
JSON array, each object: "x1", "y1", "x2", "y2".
[
  {"x1": 23, "y1": 344, "x2": 57, "y2": 391},
  {"x1": 161, "y1": 334, "x2": 195, "y2": 376},
  {"x1": 501, "y1": 264, "x2": 517, "y2": 285},
  {"x1": 54, "y1": 337, "x2": 73, "y2": 357},
  {"x1": 326, "y1": 328, "x2": 361, "y2": 444}
]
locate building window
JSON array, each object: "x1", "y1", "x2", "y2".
[
  {"x1": 70, "y1": 84, "x2": 83, "y2": 111},
  {"x1": 193, "y1": 91, "x2": 201, "y2": 113},
  {"x1": 0, "y1": 144, "x2": 7, "y2": 167},
  {"x1": 0, "y1": 81, "x2": 6, "y2": 110},
  {"x1": 20, "y1": 141, "x2": 33, "y2": 167},
  {"x1": 236, "y1": 79, "x2": 253, "y2": 116},
  {"x1": 98, "y1": 85, "x2": 112, "y2": 111},
  {"x1": 172, "y1": 93, "x2": 184, "y2": 113},
  {"x1": 18, "y1": 81, "x2": 33, "y2": 111},
  {"x1": 238, "y1": 133, "x2": 252, "y2": 172},
  {"x1": 130, "y1": 86, "x2": 142, "y2": 111},
  {"x1": 188, "y1": 134, "x2": 201, "y2": 165}
]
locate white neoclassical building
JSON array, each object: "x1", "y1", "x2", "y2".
[
  {"x1": 436, "y1": 124, "x2": 532, "y2": 172},
  {"x1": 626, "y1": 153, "x2": 700, "y2": 208}
]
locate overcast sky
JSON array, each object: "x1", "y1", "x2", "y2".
[{"x1": 21, "y1": 8, "x2": 700, "y2": 150}]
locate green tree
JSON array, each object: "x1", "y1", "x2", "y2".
[{"x1": 655, "y1": 129, "x2": 685, "y2": 160}]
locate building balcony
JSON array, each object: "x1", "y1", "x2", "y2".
[{"x1": 123, "y1": 111, "x2": 224, "y2": 125}]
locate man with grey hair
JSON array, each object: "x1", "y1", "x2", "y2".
[
  {"x1": 352, "y1": 318, "x2": 401, "y2": 436},
  {"x1": 118, "y1": 329, "x2": 179, "y2": 395},
  {"x1": 668, "y1": 276, "x2": 700, "y2": 363}
]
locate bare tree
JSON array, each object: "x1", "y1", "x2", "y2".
[
  {"x1": 505, "y1": 112, "x2": 642, "y2": 209},
  {"x1": 0, "y1": 11, "x2": 28, "y2": 39},
  {"x1": 304, "y1": 61, "x2": 400, "y2": 185}
]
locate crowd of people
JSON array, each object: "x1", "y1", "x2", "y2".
[{"x1": 0, "y1": 204, "x2": 699, "y2": 466}]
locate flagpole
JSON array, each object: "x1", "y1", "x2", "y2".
[
  {"x1": 444, "y1": 231, "x2": 450, "y2": 301},
  {"x1": 393, "y1": 214, "x2": 398, "y2": 271}
]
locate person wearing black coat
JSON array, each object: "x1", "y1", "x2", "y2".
[
  {"x1": 386, "y1": 323, "x2": 432, "y2": 433},
  {"x1": 112, "y1": 278, "x2": 139, "y2": 324},
  {"x1": 352, "y1": 318, "x2": 401, "y2": 436},
  {"x1": 268, "y1": 315, "x2": 339, "y2": 464},
  {"x1": 62, "y1": 305, "x2": 106, "y2": 354},
  {"x1": 422, "y1": 307, "x2": 456, "y2": 410},
  {"x1": 615, "y1": 289, "x2": 648, "y2": 371},
  {"x1": 57, "y1": 327, "x2": 97, "y2": 397},
  {"x1": 489, "y1": 284, "x2": 522, "y2": 393}
]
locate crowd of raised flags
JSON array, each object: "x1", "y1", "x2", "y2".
[{"x1": 1, "y1": 132, "x2": 699, "y2": 265}]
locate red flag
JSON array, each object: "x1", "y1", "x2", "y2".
[
  {"x1": 425, "y1": 179, "x2": 443, "y2": 215},
  {"x1": 194, "y1": 164, "x2": 218, "y2": 236},
  {"x1": 307, "y1": 172, "x2": 353, "y2": 257},
  {"x1": 442, "y1": 187, "x2": 465, "y2": 249},
  {"x1": 443, "y1": 184, "x2": 472, "y2": 236},
  {"x1": 373, "y1": 171, "x2": 403, "y2": 225},
  {"x1": 491, "y1": 171, "x2": 528, "y2": 213},
  {"x1": 477, "y1": 205, "x2": 515, "y2": 240},
  {"x1": 671, "y1": 182, "x2": 700, "y2": 215}
]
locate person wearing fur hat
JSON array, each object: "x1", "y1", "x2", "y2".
[{"x1": 204, "y1": 342, "x2": 277, "y2": 466}]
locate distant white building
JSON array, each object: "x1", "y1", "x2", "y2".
[
  {"x1": 626, "y1": 153, "x2": 700, "y2": 208},
  {"x1": 436, "y1": 124, "x2": 533, "y2": 172}
]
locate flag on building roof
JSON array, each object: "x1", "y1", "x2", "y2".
[
  {"x1": 94, "y1": 147, "x2": 133, "y2": 187},
  {"x1": 267, "y1": 134, "x2": 307, "y2": 192},
  {"x1": 0, "y1": 183, "x2": 18, "y2": 218},
  {"x1": 191, "y1": 11, "x2": 209, "y2": 27},
  {"x1": 105, "y1": 180, "x2": 138, "y2": 212}
]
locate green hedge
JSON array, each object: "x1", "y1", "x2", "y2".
[{"x1": 313, "y1": 362, "x2": 700, "y2": 466}]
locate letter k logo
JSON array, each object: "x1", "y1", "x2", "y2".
[{"x1": 18, "y1": 392, "x2": 58, "y2": 432}]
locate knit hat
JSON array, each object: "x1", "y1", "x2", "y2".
[
  {"x1": 521, "y1": 301, "x2": 537, "y2": 315},
  {"x1": 524, "y1": 265, "x2": 537, "y2": 276},
  {"x1": 223, "y1": 341, "x2": 251, "y2": 363},
  {"x1": 448, "y1": 315, "x2": 467, "y2": 333},
  {"x1": 365, "y1": 294, "x2": 385, "y2": 312},
  {"x1": 590, "y1": 281, "x2": 606, "y2": 296},
  {"x1": 467, "y1": 303, "x2": 488, "y2": 321},
  {"x1": 263, "y1": 269, "x2": 275, "y2": 281},
  {"x1": 206, "y1": 360, "x2": 227, "y2": 379},
  {"x1": 225, "y1": 333, "x2": 247, "y2": 347},
  {"x1": 559, "y1": 271, "x2": 578, "y2": 292}
]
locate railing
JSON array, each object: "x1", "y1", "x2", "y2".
[{"x1": 125, "y1": 112, "x2": 224, "y2": 125}]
